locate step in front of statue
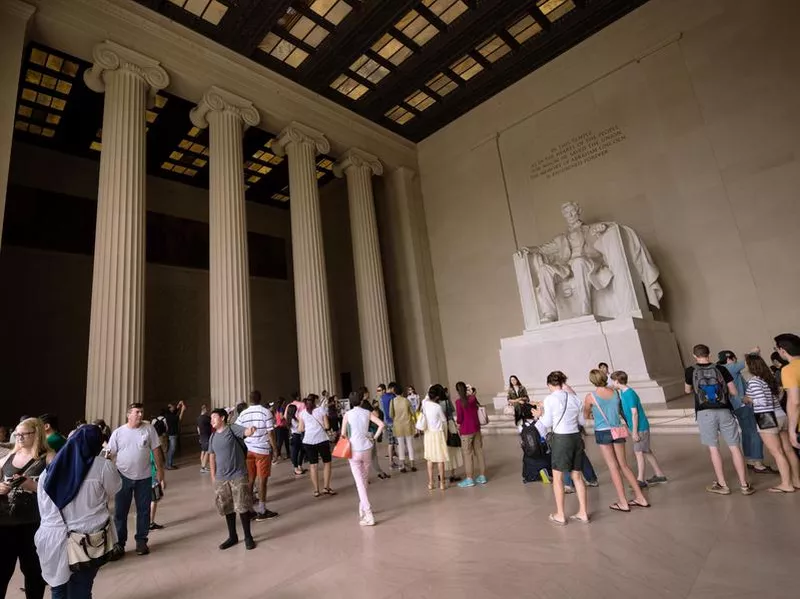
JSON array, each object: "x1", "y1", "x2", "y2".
[{"x1": 481, "y1": 408, "x2": 698, "y2": 436}]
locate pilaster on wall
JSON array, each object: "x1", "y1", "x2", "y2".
[
  {"x1": 0, "y1": 1, "x2": 36, "y2": 246},
  {"x1": 379, "y1": 167, "x2": 448, "y2": 390}
]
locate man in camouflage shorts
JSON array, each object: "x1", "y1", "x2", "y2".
[{"x1": 208, "y1": 408, "x2": 257, "y2": 550}]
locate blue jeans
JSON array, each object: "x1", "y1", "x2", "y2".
[
  {"x1": 114, "y1": 475, "x2": 151, "y2": 547},
  {"x1": 563, "y1": 454, "x2": 598, "y2": 487},
  {"x1": 167, "y1": 435, "x2": 178, "y2": 468},
  {"x1": 735, "y1": 405, "x2": 764, "y2": 461},
  {"x1": 51, "y1": 566, "x2": 98, "y2": 599}
]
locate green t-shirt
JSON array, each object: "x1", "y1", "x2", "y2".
[{"x1": 47, "y1": 432, "x2": 67, "y2": 452}]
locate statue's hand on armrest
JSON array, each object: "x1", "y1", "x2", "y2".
[{"x1": 589, "y1": 223, "x2": 607, "y2": 235}]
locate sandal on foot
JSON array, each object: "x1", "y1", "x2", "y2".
[
  {"x1": 768, "y1": 486, "x2": 795, "y2": 493},
  {"x1": 548, "y1": 514, "x2": 567, "y2": 526},
  {"x1": 609, "y1": 503, "x2": 631, "y2": 513},
  {"x1": 569, "y1": 515, "x2": 590, "y2": 524},
  {"x1": 323, "y1": 488, "x2": 337, "y2": 496},
  {"x1": 313, "y1": 491, "x2": 321, "y2": 498},
  {"x1": 427, "y1": 483, "x2": 434, "y2": 490},
  {"x1": 628, "y1": 499, "x2": 651, "y2": 508}
]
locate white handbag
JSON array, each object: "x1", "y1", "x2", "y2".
[
  {"x1": 65, "y1": 519, "x2": 116, "y2": 572},
  {"x1": 478, "y1": 406, "x2": 489, "y2": 426}
]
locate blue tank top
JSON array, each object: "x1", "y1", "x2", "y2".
[{"x1": 590, "y1": 392, "x2": 622, "y2": 430}]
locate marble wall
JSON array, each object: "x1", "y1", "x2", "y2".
[{"x1": 417, "y1": 0, "x2": 800, "y2": 397}]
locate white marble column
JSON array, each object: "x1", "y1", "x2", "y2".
[
  {"x1": 0, "y1": 1, "x2": 35, "y2": 246},
  {"x1": 334, "y1": 149, "x2": 395, "y2": 389},
  {"x1": 274, "y1": 123, "x2": 336, "y2": 397},
  {"x1": 190, "y1": 87, "x2": 259, "y2": 407},
  {"x1": 83, "y1": 41, "x2": 169, "y2": 425}
]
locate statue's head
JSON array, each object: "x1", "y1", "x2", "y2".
[{"x1": 561, "y1": 202, "x2": 582, "y2": 225}]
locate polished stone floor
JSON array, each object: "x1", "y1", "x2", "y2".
[{"x1": 11, "y1": 434, "x2": 797, "y2": 598}]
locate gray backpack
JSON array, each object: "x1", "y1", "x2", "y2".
[{"x1": 692, "y1": 364, "x2": 730, "y2": 409}]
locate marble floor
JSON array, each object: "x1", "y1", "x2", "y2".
[{"x1": 10, "y1": 434, "x2": 797, "y2": 599}]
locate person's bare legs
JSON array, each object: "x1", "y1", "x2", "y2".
[
  {"x1": 613, "y1": 444, "x2": 648, "y2": 505},
  {"x1": 645, "y1": 451, "x2": 665, "y2": 477},
  {"x1": 309, "y1": 463, "x2": 320, "y2": 494},
  {"x1": 438, "y1": 463, "x2": 446, "y2": 489},
  {"x1": 779, "y1": 431, "x2": 800, "y2": 487},
  {"x1": 427, "y1": 460, "x2": 434, "y2": 488},
  {"x1": 729, "y1": 445, "x2": 749, "y2": 486},
  {"x1": 708, "y1": 446, "x2": 728, "y2": 487},
  {"x1": 551, "y1": 470, "x2": 566, "y2": 523},
  {"x1": 200, "y1": 451, "x2": 208, "y2": 470},
  {"x1": 323, "y1": 461, "x2": 332, "y2": 490},
  {"x1": 761, "y1": 433, "x2": 794, "y2": 491},
  {"x1": 150, "y1": 500, "x2": 158, "y2": 523},
  {"x1": 598, "y1": 444, "x2": 628, "y2": 509},
  {"x1": 572, "y1": 471, "x2": 589, "y2": 521},
  {"x1": 635, "y1": 451, "x2": 646, "y2": 481}
]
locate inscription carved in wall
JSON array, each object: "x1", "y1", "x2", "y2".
[{"x1": 530, "y1": 125, "x2": 627, "y2": 181}]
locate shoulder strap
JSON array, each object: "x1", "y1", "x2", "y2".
[
  {"x1": 553, "y1": 392, "x2": 569, "y2": 431},
  {"x1": 592, "y1": 394, "x2": 610, "y2": 424}
]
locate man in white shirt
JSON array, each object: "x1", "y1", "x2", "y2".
[
  {"x1": 236, "y1": 390, "x2": 278, "y2": 521},
  {"x1": 107, "y1": 402, "x2": 164, "y2": 558},
  {"x1": 535, "y1": 372, "x2": 590, "y2": 525}
]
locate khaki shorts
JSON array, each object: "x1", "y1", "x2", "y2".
[
  {"x1": 214, "y1": 477, "x2": 253, "y2": 516},
  {"x1": 757, "y1": 413, "x2": 788, "y2": 434}
]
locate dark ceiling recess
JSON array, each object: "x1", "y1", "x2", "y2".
[
  {"x1": 134, "y1": 0, "x2": 651, "y2": 142},
  {"x1": 11, "y1": 43, "x2": 338, "y2": 208}
]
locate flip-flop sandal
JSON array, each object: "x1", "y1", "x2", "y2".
[
  {"x1": 313, "y1": 491, "x2": 321, "y2": 498},
  {"x1": 609, "y1": 503, "x2": 631, "y2": 513},
  {"x1": 548, "y1": 514, "x2": 567, "y2": 526},
  {"x1": 628, "y1": 499, "x2": 651, "y2": 508},
  {"x1": 752, "y1": 467, "x2": 775, "y2": 474},
  {"x1": 323, "y1": 488, "x2": 337, "y2": 496},
  {"x1": 569, "y1": 515, "x2": 590, "y2": 524},
  {"x1": 768, "y1": 487, "x2": 795, "y2": 493}
]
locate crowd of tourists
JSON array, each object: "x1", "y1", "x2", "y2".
[{"x1": 3, "y1": 332, "x2": 800, "y2": 598}]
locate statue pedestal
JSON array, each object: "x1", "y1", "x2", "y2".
[{"x1": 494, "y1": 315, "x2": 685, "y2": 409}]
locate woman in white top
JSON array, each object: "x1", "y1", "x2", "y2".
[
  {"x1": 421, "y1": 384, "x2": 450, "y2": 490},
  {"x1": 35, "y1": 424, "x2": 121, "y2": 598},
  {"x1": 744, "y1": 354, "x2": 800, "y2": 492},
  {"x1": 406, "y1": 387, "x2": 421, "y2": 412},
  {"x1": 535, "y1": 371, "x2": 589, "y2": 525},
  {"x1": 341, "y1": 399, "x2": 385, "y2": 526},
  {"x1": 297, "y1": 395, "x2": 335, "y2": 497}
]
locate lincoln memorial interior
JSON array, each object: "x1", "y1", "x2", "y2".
[{"x1": 1, "y1": 0, "x2": 799, "y2": 596}]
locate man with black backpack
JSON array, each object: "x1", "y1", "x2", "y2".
[{"x1": 685, "y1": 344, "x2": 755, "y2": 496}]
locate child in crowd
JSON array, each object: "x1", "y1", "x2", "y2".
[{"x1": 611, "y1": 371, "x2": 667, "y2": 487}]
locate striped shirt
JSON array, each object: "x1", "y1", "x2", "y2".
[
  {"x1": 745, "y1": 376, "x2": 781, "y2": 413},
  {"x1": 235, "y1": 405, "x2": 275, "y2": 455}
]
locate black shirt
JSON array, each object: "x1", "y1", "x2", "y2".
[
  {"x1": 684, "y1": 364, "x2": 733, "y2": 409},
  {"x1": 197, "y1": 414, "x2": 212, "y2": 440},
  {"x1": 165, "y1": 411, "x2": 180, "y2": 436}
]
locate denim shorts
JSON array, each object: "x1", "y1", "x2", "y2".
[{"x1": 595, "y1": 429, "x2": 625, "y2": 445}]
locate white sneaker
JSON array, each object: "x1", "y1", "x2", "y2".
[{"x1": 360, "y1": 511, "x2": 375, "y2": 526}]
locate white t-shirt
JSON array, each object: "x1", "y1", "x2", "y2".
[
  {"x1": 421, "y1": 399, "x2": 446, "y2": 432},
  {"x1": 107, "y1": 424, "x2": 161, "y2": 480},
  {"x1": 300, "y1": 407, "x2": 328, "y2": 445},
  {"x1": 346, "y1": 406, "x2": 373, "y2": 452},
  {"x1": 235, "y1": 405, "x2": 275, "y2": 455},
  {"x1": 535, "y1": 390, "x2": 585, "y2": 436}
]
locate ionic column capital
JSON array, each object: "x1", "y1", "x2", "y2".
[
  {"x1": 84, "y1": 41, "x2": 169, "y2": 95},
  {"x1": 334, "y1": 148, "x2": 383, "y2": 178},
  {"x1": 190, "y1": 85, "x2": 260, "y2": 130},
  {"x1": 273, "y1": 122, "x2": 330, "y2": 157}
]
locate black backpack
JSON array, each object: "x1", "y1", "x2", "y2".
[
  {"x1": 152, "y1": 416, "x2": 167, "y2": 436},
  {"x1": 692, "y1": 364, "x2": 730, "y2": 409},
  {"x1": 520, "y1": 421, "x2": 547, "y2": 459}
]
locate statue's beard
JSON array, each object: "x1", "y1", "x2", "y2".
[{"x1": 565, "y1": 218, "x2": 582, "y2": 230}]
